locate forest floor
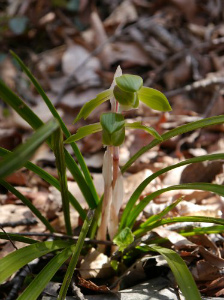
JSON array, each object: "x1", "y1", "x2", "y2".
[{"x1": 0, "y1": 0, "x2": 224, "y2": 299}]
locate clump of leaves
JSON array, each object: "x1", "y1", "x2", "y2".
[{"x1": 0, "y1": 53, "x2": 224, "y2": 300}]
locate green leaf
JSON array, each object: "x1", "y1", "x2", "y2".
[
  {"x1": 17, "y1": 246, "x2": 74, "y2": 300},
  {"x1": 127, "y1": 183, "x2": 224, "y2": 229},
  {"x1": 64, "y1": 123, "x2": 102, "y2": 143},
  {"x1": 0, "y1": 74, "x2": 98, "y2": 209},
  {"x1": 137, "y1": 87, "x2": 172, "y2": 112},
  {"x1": 0, "y1": 232, "x2": 37, "y2": 244},
  {"x1": 120, "y1": 153, "x2": 224, "y2": 232},
  {"x1": 143, "y1": 197, "x2": 183, "y2": 225},
  {"x1": 149, "y1": 245, "x2": 202, "y2": 300},
  {"x1": 52, "y1": 128, "x2": 72, "y2": 235},
  {"x1": 58, "y1": 210, "x2": 95, "y2": 300},
  {"x1": 74, "y1": 89, "x2": 113, "y2": 123},
  {"x1": 101, "y1": 113, "x2": 125, "y2": 146},
  {"x1": 135, "y1": 215, "x2": 224, "y2": 238},
  {"x1": 125, "y1": 122, "x2": 162, "y2": 140},
  {"x1": 101, "y1": 113, "x2": 125, "y2": 134},
  {"x1": 113, "y1": 227, "x2": 134, "y2": 252},
  {"x1": 0, "y1": 119, "x2": 59, "y2": 179},
  {"x1": 10, "y1": 51, "x2": 99, "y2": 209},
  {"x1": 0, "y1": 240, "x2": 72, "y2": 283},
  {"x1": 0, "y1": 147, "x2": 86, "y2": 220},
  {"x1": 122, "y1": 115, "x2": 224, "y2": 173},
  {"x1": 0, "y1": 79, "x2": 43, "y2": 130},
  {"x1": 0, "y1": 179, "x2": 55, "y2": 232},
  {"x1": 115, "y1": 75, "x2": 143, "y2": 92},
  {"x1": 113, "y1": 86, "x2": 138, "y2": 107}
]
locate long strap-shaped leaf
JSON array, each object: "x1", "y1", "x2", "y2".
[
  {"x1": 0, "y1": 79, "x2": 96, "y2": 208},
  {"x1": 10, "y1": 51, "x2": 99, "y2": 206},
  {"x1": 149, "y1": 245, "x2": 202, "y2": 300},
  {"x1": 135, "y1": 216, "x2": 224, "y2": 237},
  {"x1": 122, "y1": 115, "x2": 224, "y2": 172},
  {"x1": 52, "y1": 128, "x2": 72, "y2": 235},
  {"x1": 126, "y1": 183, "x2": 224, "y2": 228},
  {"x1": 58, "y1": 210, "x2": 95, "y2": 300},
  {"x1": 0, "y1": 240, "x2": 72, "y2": 283},
  {"x1": 0, "y1": 232, "x2": 37, "y2": 244},
  {"x1": 0, "y1": 147, "x2": 86, "y2": 219},
  {"x1": 17, "y1": 245, "x2": 75, "y2": 300},
  {"x1": 119, "y1": 153, "x2": 224, "y2": 231},
  {"x1": 0, "y1": 180, "x2": 54, "y2": 232},
  {"x1": 0, "y1": 119, "x2": 58, "y2": 179}
]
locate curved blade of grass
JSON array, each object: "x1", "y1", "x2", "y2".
[
  {"x1": 0, "y1": 147, "x2": 86, "y2": 220},
  {"x1": 139, "y1": 225, "x2": 224, "y2": 245},
  {"x1": 121, "y1": 115, "x2": 224, "y2": 173},
  {"x1": 127, "y1": 183, "x2": 224, "y2": 229},
  {"x1": 0, "y1": 232, "x2": 37, "y2": 244},
  {"x1": 125, "y1": 121, "x2": 162, "y2": 140},
  {"x1": 17, "y1": 245, "x2": 74, "y2": 300},
  {"x1": 143, "y1": 197, "x2": 183, "y2": 225},
  {"x1": 0, "y1": 119, "x2": 59, "y2": 179},
  {"x1": 58, "y1": 210, "x2": 95, "y2": 300},
  {"x1": 0, "y1": 240, "x2": 72, "y2": 283},
  {"x1": 52, "y1": 128, "x2": 72, "y2": 235},
  {"x1": 0, "y1": 179, "x2": 54, "y2": 232},
  {"x1": 135, "y1": 216, "x2": 224, "y2": 237},
  {"x1": 0, "y1": 79, "x2": 97, "y2": 209},
  {"x1": 74, "y1": 89, "x2": 113, "y2": 123},
  {"x1": 64, "y1": 123, "x2": 102, "y2": 143},
  {"x1": 119, "y1": 153, "x2": 224, "y2": 231},
  {"x1": 149, "y1": 245, "x2": 202, "y2": 300},
  {"x1": 10, "y1": 51, "x2": 99, "y2": 206}
]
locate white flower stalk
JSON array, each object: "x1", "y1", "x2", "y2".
[
  {"x1": 108, "y1": 169, "x2": 124, "y2": 239},
  {"x1": 97, "y1": 147, "x2": 113, "y2": 246}
]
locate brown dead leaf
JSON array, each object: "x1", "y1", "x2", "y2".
[
  {"x1": 78, "y1": 276, "x2": 110, "y2": 293},
  {"x1": 192, "y1": 260, "x2": 220, "y2": 281},
  {"x1": 79, "y1": 248, "x2": 113, "y2": 279},
  {"x1": 104, "y1": 0, "x2": 138, "y2": 27},
  {"x1": 180, "y1": 161, "x2": 224, "y2": 184}
]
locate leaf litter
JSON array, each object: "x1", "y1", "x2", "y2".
[{"x1": 0, "y1": 0, "x2": 224, "y2": 298}]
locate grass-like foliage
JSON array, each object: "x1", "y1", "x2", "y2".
[{"x1": 0, "y1": 54, "x2": 223, "y2": 300}]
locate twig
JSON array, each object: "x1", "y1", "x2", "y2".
[
  {"x1": 0, "y1": 218, "x2": 38, "y2": 228},
  {"x1": 165, "y1": 76, "x2": 224, "y2": 98},
  {"x1": 146, "y1": 36, "x2": 224, "y2": 87},
  {"x1": 3, "y1": 231, "x2": 114, "y2": 245}
]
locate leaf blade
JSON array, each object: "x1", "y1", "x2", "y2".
[
  {"x1": 0, "y1": 119, "x2": 59, "y2": 179},
  {"x1": 138, "y1": 87, "x2": 172, "y2": 112},
  {"x1": 0, "y1": 240, "x2": 72, "y2": 283},
  {"x1": 115, "y1": 75, "x2": 143, "y2": 92},
  {"x1": 64, "y1": 123, "x2": 102, "y2": 143},
  {"x1": 149, "y1": 245, "x2": 202, "y2": 300},
  {"x1": 125, "y1": 122, "x2": 162, "y2": 140}
]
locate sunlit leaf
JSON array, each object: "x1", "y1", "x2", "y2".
[
  {"x1": 0, "y1": 240, "x2": 72, "y2": 283},
  {"x1": 74, "y1": 89, "x2": 113, "y2": 123},
  {"x1": 122, "y1": 115, "x2": 224, "y2": 173},
  {"x1": 125, "y1": 122, "x2": 162, "y2": 140},
  {"x1": 127, "y1": 183, "x2": 224, "y2": 229},
  {"x1": 135, "y1": 215, "x2": 224, "y2": 237},
  {"x1": 113, "y1": 227, "x2": 134, "y2": 252},
  {"x1": 115, "y1": 75, "x2": 143, "y2": 92},
  {"x1": 149, "y1": 245, "x2": 202, "y2": 300},
  {"x1": 137, "y1": 87, "x2": 172, "y2": 112},
  {"x1": 64, "y1": 123, "x2": 102, "y2": 143}
]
